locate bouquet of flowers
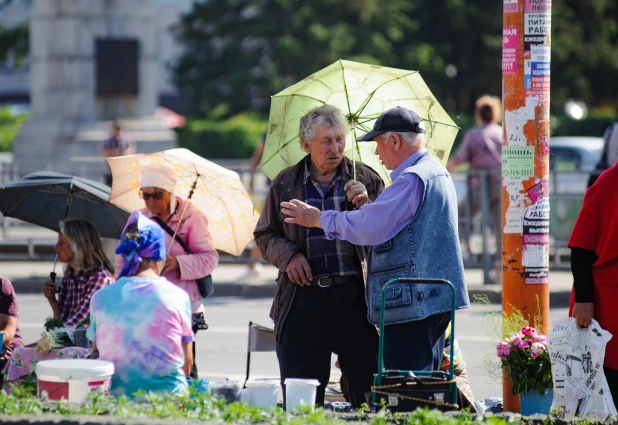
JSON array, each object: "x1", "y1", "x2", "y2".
[
  {"x1": 36, "y1": 317, "x2": 74, "y2": 354},
  {"x1": 496, "y1": 326, "x2": 552, "y2": 396}
]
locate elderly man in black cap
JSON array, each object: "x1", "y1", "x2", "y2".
[{"x1": 282, "y1": 106, "x2": 470, "y2": 373}]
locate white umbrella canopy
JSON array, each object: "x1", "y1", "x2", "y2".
[{"x1": 106, "y1": 148, "x2": 259, "y2": 256}]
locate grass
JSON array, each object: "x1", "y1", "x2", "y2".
[{"x1": 0, "y1": 383, "x2": 613, "y2": 425}]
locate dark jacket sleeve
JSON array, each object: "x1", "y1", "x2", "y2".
[
  {"x1": 357, "y1": 163, "x2": 385, "y2": 202},
  {"x1": 571, "y1": 247, "x2": 597, "y2": 303},
  {"x1": 253, "y1": 179, "x2": 301, "y2": 273},
  {"x1": 371, "y1": 170, "x2": 386, "y2": 200}
]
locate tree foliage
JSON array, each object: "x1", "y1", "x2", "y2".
[
  {"x1": 551, "y1": 0, "x2": 618, "y2": 109},
  {"x1": 172, "y1": 0, "x2": 415, "y2": 116},
  {"x1": 173, "y1": 0, "x2": 618, "y2": 118},
  {"x1": 0, "y1": 22, "x2": 28, "y2": 67}
]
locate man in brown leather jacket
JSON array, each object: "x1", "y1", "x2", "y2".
[{"x1": 254, "y1": 105, "x2": 384, "y2": 407}]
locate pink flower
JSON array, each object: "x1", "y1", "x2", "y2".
[
  {"x1": 521, "y1": 326, "x2": 538, "y2": 336},
  {"x1": 536, "y1": 335, "x2": 548, "y2": 345},
  {"x1": 510, "y1": 333, "x2": 528, "y2": 350},
  {"x1": 530, "y1": 342, "x2": 546, "y2": 359},
  {"x1": 496, "y1": 341, "x2": 512, "y2": 359}
]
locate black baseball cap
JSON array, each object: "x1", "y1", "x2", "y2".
[{"x1": 356, "y1": 106, "x2": 426, "y2": 141}]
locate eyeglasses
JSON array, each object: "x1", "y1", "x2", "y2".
[{"x1": 139, "y1": 190, "x2": 165, "y2": 201}]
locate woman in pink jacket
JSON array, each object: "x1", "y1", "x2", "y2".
[{"x1": 116, "y1": 166, "x2": 219, "y2": 379}]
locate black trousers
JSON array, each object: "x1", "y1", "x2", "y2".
[
  {"x1": 276, "y1": 279, "x2": 378, "y2": 407},
  {"x1": 190, "y1": 325, "x2": 199, "y2": 379},
  {"x1": 382, "y1": 312, "x2": 451, "y2": 371}
]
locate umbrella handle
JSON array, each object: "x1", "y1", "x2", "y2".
[{"x1": 50, "y1": 271, "x2": 56, "y2": 284}]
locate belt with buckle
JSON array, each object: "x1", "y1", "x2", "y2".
[{"x1": 310, "y1": 276, "x2": 354, "y2": 287}]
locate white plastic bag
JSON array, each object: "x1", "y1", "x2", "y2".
[{"x1": 548, "y1": 317, "x2": 617, "y2": 419}]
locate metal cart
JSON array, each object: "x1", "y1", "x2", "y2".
[{"x1": 371, "y1": 278, "x2": 459, "y2": 412}]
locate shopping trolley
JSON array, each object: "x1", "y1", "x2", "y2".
[{"x1": 371, "y1": 278, "x2": 459, "y2": 412}]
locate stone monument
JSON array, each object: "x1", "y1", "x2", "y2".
[{"x1": 13, "y1": 0, "x2": 176, "y2": 179}]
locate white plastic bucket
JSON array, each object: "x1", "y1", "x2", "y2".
[
  {"x1": 245, "y1": 379, "x2": 279, "y2": 409},
  {"x1": 284, "y1": 378, "x2": 320, "y2": 411},
  {"x1": 35, "y1": 359, "x2": 114, "y2": 403}
]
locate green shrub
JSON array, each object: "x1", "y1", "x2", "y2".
[
  {"x1": 175, "y1": 108, "x2": 616, "y2": 162},
  {"x1": 550, "y1": 112, "x2": 616, "y2": 138},
  {"x1": 0, "y1": 107, "x2": 29, "y2": 152},
  {"x1": 176, "y1": 112, "x2": 267, "y2": 160}
]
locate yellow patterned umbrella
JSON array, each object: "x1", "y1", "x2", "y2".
[
  {"x1": 106, "y1": 148, "x2": 259, "y2": 256},
  {"x1": 261, "y1": 60, "x2": 460, "y2": 185}
]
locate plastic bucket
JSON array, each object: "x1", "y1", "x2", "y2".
[
  {"x1": 519, "y1": 389, "x2": 553, "y2": 416},
  {"x1": 35, "y1": 359, "x2": 114, "y2": 403},
  {"x1": 245, "y1": 379, "x2": 279, "y2": 409},
  {"x1": 284, "y1": 378, "x2": 320, "y2": 411},
  {"x1": 209, "y1": 380, "x2": 242, "y2": 403}
]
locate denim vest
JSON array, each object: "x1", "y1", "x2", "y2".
[{"x1": 367, "y1": 152, "x2": 470, "y2": 325}]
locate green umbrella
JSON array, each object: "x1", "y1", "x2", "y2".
[{"x1": 260, "y1": 60, "x2": 460, "y2": 185}]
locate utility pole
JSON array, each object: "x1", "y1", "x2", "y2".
[{"x1": 502, "y1": 0, "x2": 551, "y2": 412}]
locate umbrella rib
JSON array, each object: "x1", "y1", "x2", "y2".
[
  {"x1": 273, "y1": 92, "x2": 326, "y2": 105},
  {"x1": 353, "y1": 71, "x2": 419, "y2": 117},
  {"x1": 402, "y1": 78, "x2": 460, "y2": 129},
  {"x1": 4, "y1": 183, "x2": 74, "y2": 217},
  {"x1": 339, "y1": 62, "x2": 358, "y2": 173},
  {"x1": 98, "y1": 197, "x2": 123, "y2": 237},
  {"x1": 2, "y1": 186, "x2": 41, "y2": 217},
  {"x1": 260, "y1": 134, "x2": 300, "y2": 170},
  {"x1": 211, "y1": 188, "x2": 242, "y2": 256},
  {"x1": 339, "y1": 61, "x2": 353, "y2": 118}
]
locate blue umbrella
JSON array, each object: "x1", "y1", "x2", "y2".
[{"x1": 0, "y1": 171, "x2": 130, "y2": 281}]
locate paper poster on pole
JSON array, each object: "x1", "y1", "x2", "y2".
[
  {"x1": 524, "y1": 0, "x2": 551, "y2": 51},
  {"x1": 504, "y1": 177, "x2": 525, "y2": 234},
  {"x1": 502, "y1": 146, "x2": 534, "y2": 178},
  {"x1": 505, "y1": 108, "x2": 528, "y2": 146},
  {"x1": 522, "y1": 197, "x2": 550, "y2": 284},
  {"x1": 529, "y1": 45, "x2": 551, "y2": 105},
  {"x1": 527, "y1": 181, "x2": 549, "y2": 203},
  {"x1": 502, "y1": 27, "x2": 518, "y2": 74},
  {"x1": 504, "y1": 0, "x2": 518, "y2": 13}
]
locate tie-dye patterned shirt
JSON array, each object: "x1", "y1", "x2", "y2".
[{"x1": 86, "y1": 276, "x2": 195, "y2": 398}]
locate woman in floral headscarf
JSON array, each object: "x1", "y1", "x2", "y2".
[{"x1": 89, "y1": 212, "x2": 194, "y2": 397}]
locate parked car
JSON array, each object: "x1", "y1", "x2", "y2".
[
  {"x1": 549, "y1": 136, "x2": 604, "y2": 242},
  {"x1": 549, "y1": 136, "x2": 604, "y2": 194}
]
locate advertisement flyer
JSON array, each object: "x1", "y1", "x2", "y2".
[
  {"x1": 524, "y1": 0, "x2": 551, "y2": 51},
  {"x1": 504, "y1": 0, "x2": 518, "y2": 13},
  {"x1": 502, "y1": 27, "x2": 519, "y2": 74},
  {"x1": 502, "y1": 146, "x2": 534, "y2": 178},
  {"x1": 522, "y1": 192, "x2": 550, "y2": 284}
]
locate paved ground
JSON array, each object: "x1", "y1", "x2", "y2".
[{"x1": 0, "y1": 260, "x2": 574, "y2": 306}]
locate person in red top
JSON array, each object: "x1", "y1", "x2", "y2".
[
  {"x1": 0, "y1": 276, "x2": 24, "y2": 370},
  {"x1": 43, "y1": 220, "x2": 115, "y2": 328},
  {"x1": 569, "y1": 162, "x2": 618, "y2": 406}
]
